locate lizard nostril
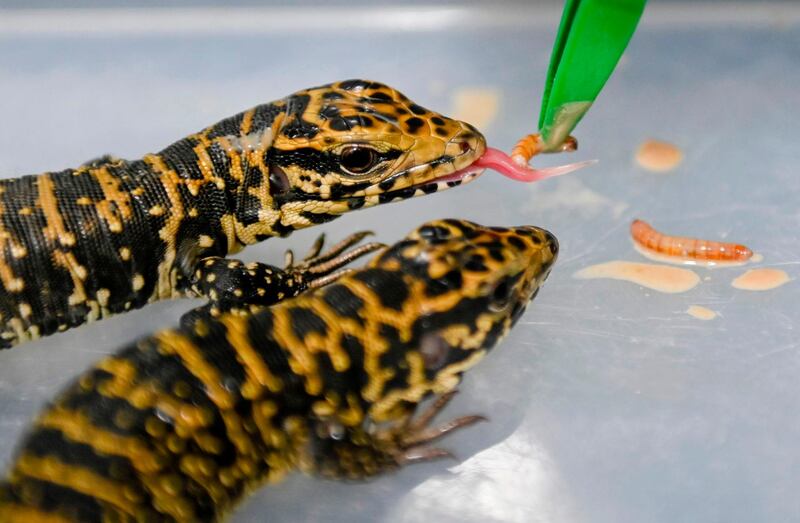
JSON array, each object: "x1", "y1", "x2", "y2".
[
  {"x1": 545, "y1": 231, "x2": 559, "y2": 258},
  {"x1": 459, "y1": 141, "x2": 470, "y2": 154}
]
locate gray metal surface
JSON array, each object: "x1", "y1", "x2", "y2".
[{"x1": 0, "y1": 4, "x2": 798, "y2": 522}]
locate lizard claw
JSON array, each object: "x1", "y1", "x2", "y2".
[
  {"x1": 285, "y1": 230, "x2": 384, "y2": 287},
  {"x1": 307, "y1": 268, "x2": 356, "y2": 289},
  {"x1": 302, "y1": 233, "x2": 327, "y2": 262},
  {"x1": 387, "y1": 390, "x2": 488, "y2": 467},
  {"x1": 396, "y1": 446, "x2": 456, "y2": 466},
  {"x1": 285, "y1": 230, "x2": 381, "y2": 272},
  {"x1": 401, "y1": 414, "x2": 488, "y2": 447},
  {"x1": 284, "y1": 248, "x2": 295, "y2": 268},
  {"x1": 288, "y1": 230, "x2": 375, "y2": 270}
]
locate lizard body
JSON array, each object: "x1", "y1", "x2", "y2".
[
  {"x1": 0, "y1": 219, "x2": 557, "y2": 522},
  {"x1": 0, "y1": 80, "x2": 485, "y2": 348}
]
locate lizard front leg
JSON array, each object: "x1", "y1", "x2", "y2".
[
  {"x1": 189, "y1": 230, "x2": 384, "y2": 311},
  {"x1": 307, "y1": 391, "x2": 486, "y2": 480}
]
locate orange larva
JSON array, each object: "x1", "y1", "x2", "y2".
[
  {"x1": 630, "y1": 219, "x2": 753, "y2": 262},
  {"x1": 510, "y1": 133, "x2": 578, "y2": 166}
]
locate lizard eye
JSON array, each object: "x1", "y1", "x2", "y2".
[
  {"x1": 340, "y1": 145, "x2": 379, "y2": 176},
  {"x1": 489, "y1": 280, "x2": 513, "y2": 312}
]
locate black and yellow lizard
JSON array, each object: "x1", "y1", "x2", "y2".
[
  {"x1": 0, "y1": 79, "x2": 486, "y2": 348},
  {"x1": 0, "y1": 218, "x2": 558, "y2": 522}
]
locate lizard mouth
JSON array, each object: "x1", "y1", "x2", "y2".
[
  {"x1": 380, "y1": 161, "x2": 486, "y2": 202},
  {"x1": 384, "y1": 144, "x2": 594, "y2": 200},
  {"x1": 345, "y1": 143, "x2": 595, "y2": 205},
  {"x1": 404, "y1": 163, "x2": 486, "y2": 194}
]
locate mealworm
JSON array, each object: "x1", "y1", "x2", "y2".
[
  {"x1": 510, "y1": 133, "x2": 577, "y2": 166},
  {"x1": 630, "y1": 219, "x2": 753, "y2": 262}
]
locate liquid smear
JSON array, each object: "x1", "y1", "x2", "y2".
[
  {"x1": 635, "y1": 139, "x2": 683, "y2": 172},
  {"x1": 731, "y1": 268, "x2": 791, "y2": 291},
  {"x1": 686, "y1": 305, "x2": 717, "y2": 320},
  {"x1": 574, "y1": 261, "x2": 700, "y2": 294}
]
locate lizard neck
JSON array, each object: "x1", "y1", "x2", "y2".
[
  {"x1": 224, "y1": 105, "x2": 293, "y2": 249},
  {"x1": 148, "y1": 102, "x2": 292, "y2": 254}
]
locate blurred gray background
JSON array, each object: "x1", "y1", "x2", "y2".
[
  {"x1": 0, "y1": 2, "x2": 798, "y2": 522},
  {"x1": 0, "y1": 0, "x2": 796, "y2": 6}
]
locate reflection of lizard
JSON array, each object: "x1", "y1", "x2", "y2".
[
  {"x1": 0, "y1": 219, "x2": 558, "y2": 522},
  {"x1": 0, "y1": 79, "x2": 487, "y2": 348}
]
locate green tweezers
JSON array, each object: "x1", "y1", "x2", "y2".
[{"x1": 538, "y1": 0, "x2": 647, "y2": 152}]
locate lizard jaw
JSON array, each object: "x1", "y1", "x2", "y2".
[{"x1": 378, "y1": 164, "x2": 486, "y2": 201}]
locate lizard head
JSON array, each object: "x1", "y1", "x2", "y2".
[
  {"x1": 265, "y1": 80, "x2": 486, "y2": 234},
  {"x1": 357, "y1": 219, "x2": 558, "y2": 422},
  {"x1": 305, "y1": 220, "x2": 556, "y2": 478},
  {"x1": 301, "y1": 220, "x2": 556, "y2": 477}
]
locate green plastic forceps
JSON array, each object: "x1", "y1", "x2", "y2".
[{"x1": 538, "y1": 0, "x2": 647, "y2": 152}]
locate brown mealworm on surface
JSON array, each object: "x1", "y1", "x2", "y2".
[{"x1": 630, "y1": 219, "x2": 753, "y2": 263}]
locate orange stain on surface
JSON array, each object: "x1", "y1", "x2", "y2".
[
  {"x1": 635, "y1": 139, "x2": 683, "y2": 172},
  {"x1": 686, "y1": 305, "x2": 717, "y2": 320},
  {"x1": 450, "y1": 88, "x2": 499, "y2": 131},
  {"x1": 574, "y1": 260, "x2": 700, "y2": 294},
  {"x1": 731, "y1": 268, "x2": 791, "y2": 291}
]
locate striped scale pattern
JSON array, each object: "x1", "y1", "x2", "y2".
[
  {"x1": 0, "y1": 219, "x2": 558, "y2": 522},
  {"x1": 0, "y1": 79, "x2": 486, "y2": 348}
]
